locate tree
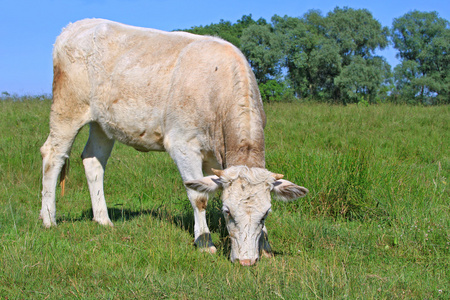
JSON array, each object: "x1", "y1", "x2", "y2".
[
  {"x1": 335, "y1": 56, "x2": 392, "y2": 104},
  {"x1": 324, "y1": 7, "x2": 390, "y2": 102},
  {"x1": 240, "y1": 23, "x2": 283, "y2": 83},
  {"x1": 272, "y1": 8, "x2": 390, "y2": 103},
  {"x1": 325, "y1": 7, "x2": 389, "y2": 62},
  {"x1": 272, "y1": 13, "x2": 341, "y2": 99},
  {"x1": 392, "y1": 11, "x2": 450, "y2": 104},
  {"x1": 179, "y1": 9, "x2": 393, "y2": 104},
  {"x1": 259, "y1": 79, "x2": 294, "y2": 102},
  {"x1": 181, "y1": 19, "x2": 241, "y2": 47},
  {"x1": 181, "y1": 15, "x2": 266, "y2": 48}
]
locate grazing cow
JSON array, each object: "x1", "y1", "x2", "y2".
[{"x1": 40, "y1": 19, "x2": 308, "y2": 266}]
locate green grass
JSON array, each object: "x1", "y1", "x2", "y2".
[{"x1": 0, "y1": 98, "x2": 449, "y2": 298}]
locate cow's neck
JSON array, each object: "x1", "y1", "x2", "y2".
[
  {"x1": 221, "y1": 99, "x2": 266, "y2": 169},
  {"x1": 212, "y1": 57, "x2": 266, "y2": 169}
]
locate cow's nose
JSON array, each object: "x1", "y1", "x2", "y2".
[{"x1": 239, "y1": 259, "x2": 257, "y2": 266}]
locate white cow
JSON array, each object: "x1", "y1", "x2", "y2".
[{"x1": 40, "y1": 19, "x2": 308, "y2": 266}]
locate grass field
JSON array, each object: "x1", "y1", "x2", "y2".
[{"x1": 0, "y1": 98, "x2": 449, "y2": 299}]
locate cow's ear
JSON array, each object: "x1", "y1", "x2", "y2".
[
  {"x1": 271, "y1": 179, "x2": 308, "y2": 201},
  {"x1": 185, "y1": 176, "x2": 223, "y2": 194}
]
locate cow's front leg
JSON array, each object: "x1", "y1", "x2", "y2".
[
  {"x1": 169, "y1": 144, "x2": 216, "y2": 253},
  {"x1": 259, "y1": 225, "x2": 273, "y2": 258},
  {"x1": 187, "y1": 189, "x2": 216, "y2": 253}
]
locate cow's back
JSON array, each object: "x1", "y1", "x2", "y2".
[
  {"x1": 53, "y1": 19, "x2": 206, "y2": 106},
  {"x1": 52, "y1": 19, "x2": 265, "y2": 163}
]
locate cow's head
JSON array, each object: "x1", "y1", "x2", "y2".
[{"x1": 185, "y1": 166, "x2": 308, "y2": 266}]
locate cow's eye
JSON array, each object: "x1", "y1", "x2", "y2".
[{"x1": 222, "y1": 206, "x2": 231, "y2": 216}]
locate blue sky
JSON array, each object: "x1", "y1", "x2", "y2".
[{"x1": 1, "y1": 0, "x2": 448, "y2": 95}]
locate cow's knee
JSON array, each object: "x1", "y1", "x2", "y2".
[{"x1": 195, "y1": 195, "x2": 208, "y2": 211}]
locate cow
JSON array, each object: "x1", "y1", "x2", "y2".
[{"x1": 40, "y1": 19, "x2": 308, "y2": 266}]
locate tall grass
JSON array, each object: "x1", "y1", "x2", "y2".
[{"x1": 0, "y1": 98, "x2": 449, "y2": 298}]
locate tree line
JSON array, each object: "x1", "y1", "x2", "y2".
[{"x1": 181, "y1": 7, "x2": 449, "y2": 105}]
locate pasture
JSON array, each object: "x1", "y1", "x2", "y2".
[{"x1": 0, "y1": 98, "x2": 448, "y2": 298}]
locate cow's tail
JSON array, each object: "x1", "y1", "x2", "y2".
[{"x1": 59, "y1": 157, "x2": 70, "y2": 196}]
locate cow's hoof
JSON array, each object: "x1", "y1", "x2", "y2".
[
  {"x1": 261, "y1": 249, "x2": 274, "y2": 258},
  {"x1": 42, "y1": 221, "x2": 54, "y2": 228},
  {"x1": 94, "y1": 218, "x2": 114, "y2": 227},
  {"x1": 40, "y1": 212, "x2": 56, "y2": 228},
  {"x1": 194, "y1": 233, "x2": 216, "y2": 253},
  {"x1": 239, "y1": 259, "x2": 257, "y2": 266},
  {"x1": 199, "y1": 246, "x2": 217, "y2": 254}
]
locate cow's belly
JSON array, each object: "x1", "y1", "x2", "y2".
[
  {"x1": 102, "y1": 120, "x2": 165, "y2": 152},
  {"x1": 92, "y1": 100, "x2": 166, "y2": 152}
]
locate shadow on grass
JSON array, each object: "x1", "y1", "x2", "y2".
[
  {"x1": 57, "y1": 199, "x2": 232, "y2": 256},
  {"x1": 57, "y1": 198, "x2": 285, "y2": 259}
]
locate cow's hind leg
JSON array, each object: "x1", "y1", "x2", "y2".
[
  {"x1": 169, "y1": 146, "x2": 216, "y2": 253},
  {"x1": 40, "y1": 117, "x2": 86, "y2": 227},
  {"x1": 81, "y1": 123, "x2": 115, "y2": 226}
]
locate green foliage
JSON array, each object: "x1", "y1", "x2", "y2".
[
  {"x1": 1, "y1": 91, "x2": 50, "y2": 101},
  {"x1": 325, "y1": 7, "x2": 389, "y2": 62},
  {"x1": 391, "y1": 10, "x2": 450, "y2": 104},
  {"x1": 179, "y1": 8, "x2": 450, "y2": 105},
  {"x1": 240, "y1": 23, "x2": 282, "y2": 83},
  {"x1": 312, "y1": 7, "x2": 390, "y2": 103},
  {"x1": 269, "y1": 7, "x2": 391, "y2": 103},
  {"x1": 1, "y1": 99, "x2": 449, "y2": 298},
  {"x1": 258, "y1": 79, "x2": 294, "y2": 102},
  {"x1": 335, "y1": 55, "x2": 392, "y2": 104},
  {"x1": 271, "y1": 14, "x2": 340, "y2": 100},
  {"x1": 180, "y1": 14, "x2": 267, "y2": 48},
  {"x1": 272, "y1": 13, "x2": 341, "y2": 100}
]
